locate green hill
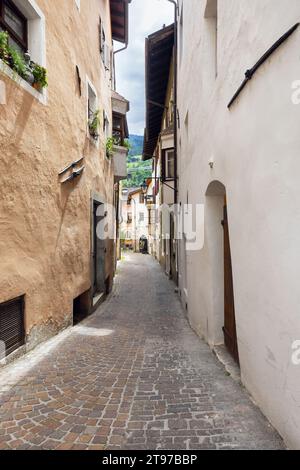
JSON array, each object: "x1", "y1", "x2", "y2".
[
  {"x1": 128, "y1": 135, "x2": 144, "y2": 159},
  {"x1": 123, "y1": 135, "x2": 152, "y2": 188}
]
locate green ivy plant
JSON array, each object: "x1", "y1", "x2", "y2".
[
  {"x1": 89, "y1": 109, "x2": 100, "y2": 139},
  {"x1": 106, "y1": 136, "x2": 114, "y2": 158},
  {"x1": 9, "y1": 47, "x2": 27, "y2": 80},
  {"x1": 0, "y1": 31, "x2": 9, "y2": 64},
  {"x1": 123, "y1": 139, "x2": 131, "y2": 151}
]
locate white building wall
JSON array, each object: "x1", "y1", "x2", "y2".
[{"x1": 177, "y1": 0, "x2": 300, "y2": 449}]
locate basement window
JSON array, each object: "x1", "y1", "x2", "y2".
[
  {"x1": 73, "y1": 290, "x2": 90, "y2": 325},
  {"x1": 0, "y1": 295, "x2": 25, "y2": 357}
]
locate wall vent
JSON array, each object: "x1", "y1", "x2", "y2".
[{"x1": 0, "y1": 296, "x2": 25, "y2": 357}]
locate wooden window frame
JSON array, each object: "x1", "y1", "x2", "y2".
[
  {"x1": 162, "y1": 148, "x2": 175, "y2": 182},
  {"x1": 0, "y1": 0, "x2": 28, "y2": 52},
  {"x1": 113, "y1": 112, "x2": 125, "y2": 146}
]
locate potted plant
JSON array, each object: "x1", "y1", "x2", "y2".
[
  {"x1": 0, "y1": 31, "x2": 48, "y2": 91},
  {"x1": 89, "y1": 109, "x2": 100, "y2": 140},
  {"x1": 123, "y1": 139, "x2": 131, "y2": 151},
  {"x1": 32, "y1": 63, "x2": 48, "y2": 91}
]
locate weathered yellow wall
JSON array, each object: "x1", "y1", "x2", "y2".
[{"x1": 0, "y1": 0, "x2": 115, "y2": 347}]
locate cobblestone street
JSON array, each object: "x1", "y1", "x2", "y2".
[{"x1": 0, "y1": 254, "x2": 284, "y2": 450}]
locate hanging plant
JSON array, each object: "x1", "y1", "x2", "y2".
[
  {"x1": 89, "y1": 109, "x2": 100, "y2": 140},
  {"x1": 8, "y1": 47, "x2": 28, "y2": 80},
  {"x1": 123, "y1": 139, "x2": 131, "y2": 151},
  {"x1": 0, "y1": 30, "x2": 48, "y2": 92},
  {"x1": 0, "y1": 31, "x2": 9, "y2": 64},
  {"x1": 106, "y1": 136, "x2": 114, "y2": 158}
]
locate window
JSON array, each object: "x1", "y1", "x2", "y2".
[
  {"x1": 139, "y1": 193, "x2": 145, "y2": 204},
  {"x1": 99, "y1": 17, "x2": 110, "y2": 70},
  {"x1": 88, "y1": 84, "x2": 97, "y2": 120},
  {"x1": 103, "y1": 110, "x2": 110, "y2": 137},
  {"x1": 0, "y1": 0, "x2": 27, "y2": 54},
  {"x1": 0, "y1": 0, "x2": 46, "y2": 103},
  {"x1": 113, "y1": 113, "x2": 125, "y2": 146},
  {"x1": 127, "y1": 212, "x2": 132, "y2": 224},
  {"x1": 163, "y1": 149, "x2": 175, "y2": 180},
  {"x1": 87, "y1": 79, "x2": 98, "y2": 140},
  {"x1": 139, "y1": 212, "x2": 144, "y2": 223},
  {"x1": 99, "y1": 18, "x2": 105, "y2": 62}
]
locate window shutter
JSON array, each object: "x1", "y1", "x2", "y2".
[
  {"x1": 0, "y1": 296, "x2": 25, "y2": 357},
  {"x1": 99, "y1": 18, "x2": 103, "y2": 54},
  {"x1": 104, "y1": 44, "x2": 110, "y2": 70}
]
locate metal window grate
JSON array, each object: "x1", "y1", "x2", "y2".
[{"x1": 0, "y1": 296, "x2": 25, "y2": 357}]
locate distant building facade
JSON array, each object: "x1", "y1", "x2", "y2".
[
  {"x1": 143, "y1": 24, "x2": 177, "y2": 281},
  {"x1": 120, "y1": 187, "x2": 149, "y2": 253}
]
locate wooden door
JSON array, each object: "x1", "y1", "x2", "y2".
[
  {"x1": 222, "y1": 204, "x2": 239, "y2": 364},
  {"x1": 93, "y1": 202, "x2": 106, "y2": 296},
  {"x1": 169, "y1": 214, "x2": 177, "y2": 283}
]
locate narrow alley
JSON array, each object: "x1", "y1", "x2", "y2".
[{"x1": 0, "y1": 254, "x2": 284, "y2": 451}]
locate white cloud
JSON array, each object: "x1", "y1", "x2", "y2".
[{"x1": 115, "y1": 0, "x2": 174, "y2": 135}]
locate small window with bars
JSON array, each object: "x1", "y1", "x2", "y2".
[{"x1": 0, "y1": 295, "x2": 25, "y2": 357}]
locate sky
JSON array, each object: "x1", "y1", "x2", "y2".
[{"x1": 114, "y1": 0, "x2": 174, "y2": 136}]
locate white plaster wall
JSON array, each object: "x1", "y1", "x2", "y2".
[{"x1": 177, "y1": 0, "x2": 300, "y2": 449}]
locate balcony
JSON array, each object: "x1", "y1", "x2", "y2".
[
  {"x1": 111, "y1": 90, "x2": 130, "y2": 183},
  {"x1": 113, "y1": 144, "x2": 128, "y2": 183}
]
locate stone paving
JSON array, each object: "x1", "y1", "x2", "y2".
[{"x1": 0, "y1": 253, "x2": 285, "y2": 450}]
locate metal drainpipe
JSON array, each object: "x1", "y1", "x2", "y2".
[
  {"x1": 167, "y1": 0, "x2": 178, "y2": 205},
  {"x1": 113, "y1": 43, "x2": 128, "y2": 90}
]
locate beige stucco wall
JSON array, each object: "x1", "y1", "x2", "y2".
[
  {"x1": 177, "y1": 0, "x2": 300, "y2": 448},
  {"x1": 0, "y1": 0, "x2": 116, "y2": 348}
]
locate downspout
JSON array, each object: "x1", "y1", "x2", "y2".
[
  {"x1": 113, "y1": 1, "x2": 131, "y2": 85},
  {"x1": 167, "y1": 0, "x2": 179, "y2": 285},
  {"x1": 114, "y1": 43, "x2": 128, "y2": 55},
  {"x1": 167, "y1": 0, "x2": 178, "y2": 205}
]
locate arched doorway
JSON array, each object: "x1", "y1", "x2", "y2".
[{"x1": 206, "y1": 181, "x2": 239, "y2": 364}]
